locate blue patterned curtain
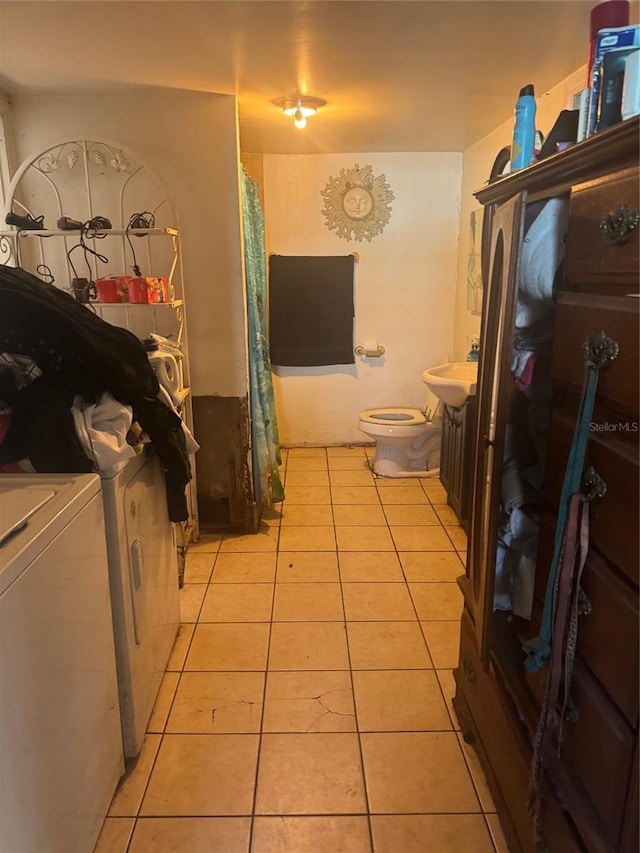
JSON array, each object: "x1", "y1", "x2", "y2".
[{"x1": 241, "y1": 169, "x2": 284, "y2": 507}]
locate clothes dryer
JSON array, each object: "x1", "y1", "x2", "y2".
[{"x1": 100, "y1": 450, "x2": 180, "y2": 757}]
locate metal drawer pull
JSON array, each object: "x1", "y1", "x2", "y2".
[
  {"x1": 582, "y1": 465, "x2": 607, "y2": 502},
  {"x1": 583, "y1": 331, "x2": 619, "y2": 368},
  {"x1": 600, "y1": 203, "x2": 639, "y2": 245}
]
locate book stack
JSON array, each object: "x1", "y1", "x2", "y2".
[{"x1": 578, "y1": 22, "x2": 640, "y2": 140}]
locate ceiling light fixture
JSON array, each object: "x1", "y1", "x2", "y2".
[{"x1": 281, "y1": 96, "x2": 326, "y2": 129}]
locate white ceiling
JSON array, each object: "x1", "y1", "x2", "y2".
[{"x1": 0, "y1": 1, "x2": 602, "y2": 153}]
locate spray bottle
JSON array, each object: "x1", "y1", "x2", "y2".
[
  {"x1": 511, "y1": 84, "x2": 537, "y2": 172},
  {"x1": 143, "y1": 337, "x2": 182, "y2": 405}
]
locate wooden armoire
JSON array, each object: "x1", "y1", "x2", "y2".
[{"x1": 453, "y1": 118, "x2": 639, "y2": 853}]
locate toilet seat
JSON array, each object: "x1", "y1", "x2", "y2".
[{"x1": 359, "y1": 407, "x2": 427, "y2": 427}]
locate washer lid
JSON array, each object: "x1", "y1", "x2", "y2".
[
  {"x1": 0, "y1": 474, "x2": 101, "y2": 593},
  {"x1": 0, "y1": 488, "x2": 56, "y2": 546}
]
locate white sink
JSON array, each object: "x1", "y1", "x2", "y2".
[{"x1": 422, "y1": 362, "x2": 478, "y2": 408}]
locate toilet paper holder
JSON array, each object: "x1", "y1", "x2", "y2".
[{"x1": 355, "y1": 342, "x2": 385, "y2": 358}]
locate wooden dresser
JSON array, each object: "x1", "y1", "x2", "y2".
[{"x1": 453, "y1": 118, "x2": 639, "y2": 853}]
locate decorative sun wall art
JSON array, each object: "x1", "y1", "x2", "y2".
[{"x1": 320, "y1": 163, "x2": 394, "y2": 242}]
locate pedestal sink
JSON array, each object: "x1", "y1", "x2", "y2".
[{"x1": 422, "y1": 362, "x2": 478, "y2": 408}]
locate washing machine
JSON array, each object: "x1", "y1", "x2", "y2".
[
  {"x1": 0, "y1": 473, "x2": 123, "y2": 853},
  {"x1": 100, "y1": 450, "x2": 180, "y2": 757}
]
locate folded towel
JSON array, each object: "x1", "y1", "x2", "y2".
[{"x1": 269, "y1": 255, "x2": 355, "y2": 367}]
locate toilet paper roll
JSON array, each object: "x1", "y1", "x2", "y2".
[{"x1": 363, "y1": 339, "x2": 380, "y2": 357}]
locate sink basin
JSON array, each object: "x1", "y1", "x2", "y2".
[{"x1": 422, "y1": 362, "x2": 478, "y2": 408}]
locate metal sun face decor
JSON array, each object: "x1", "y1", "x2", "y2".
[{"x1": 320, "y1": 163, "x2": 394, "y2": 242}]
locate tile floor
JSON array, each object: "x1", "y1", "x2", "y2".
[{"x1": 95, "y1": 445, "x2": 510, "y2": 853}]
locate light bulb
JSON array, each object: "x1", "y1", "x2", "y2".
[{"x1": 294, "y1": 108, "x2": 306, "y2": 129}]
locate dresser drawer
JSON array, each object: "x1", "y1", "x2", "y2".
[
  {"x1": 542, "y1": 406, "x2": 639, "y2": 586},
  {"x1": 564, "y1": 166, "x2": 640, "y2": 293},
  {"x1": 533, "y1": 512, "x2": 639, "y2": 726},
  {"x1": 551, "y1": 292, "x2": 639, "y2": 416},
  {"x1": 556, "y1": 660, "x2": 635, "y2": 847}
]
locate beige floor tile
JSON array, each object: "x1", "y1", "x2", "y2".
[
  {"x1": 436, "y1": 669, "x2": 462, "y2": 731},
  {"x1": 129, "y1": 817, "x2": 251, "y2": 853},
  {"x1": 390, "y1": 525, "x2": 454, "y2": 551},
  {"x1": 432, "y1": 504, "x2": 462, "y2": 525},
  {"x1": 183, "y1": 552, "x2": 216, "y2": 584},
  {"x1": 276, "y1": 552, "x2": 340, "y2": 582},
  {"x1": 199, "y1": 583, "x2": 274, "y2": 622},
  {"x1": 286, "y1": 456, "x2": 329, "y2": 471},
  {"x1": 327, "y1": 456, "x2": 372, "y2": 471},
  {"x1": 263, "y1": 671, "x2": 356, "y2": 733},
  {"x1": 378, "y1": 487, "x2": 429, "y2": 505},
  {"x1": 338, "y1": 552, "x2": 403, "y2": 582},
  {"x1": 399, "y1": 551, "x2": 464, "y2": 582},
  {"x1": 332, "y1": 504, "x2": 387, "y2": 526},
  {"x1": 283, "y1": 486, "x2": 331, "y2": 505},
  {"x1": 421, "y1": 621, "x2": 461, "y2": 669},
  {"x1": 140, "y1": 734, "x2": 259, "y2": 816},
  {"x1": 330, "y1": 470, "x2": 376, "y2": 487},
  {"x1": 374, "y1": 477, "x2": 424, "y2": 488},
  {"x1": 347, "y1": 622, "x2": 432, "y2": 670},
  {"x1": 255, "y1": 733, "x2": 366, "y2": 814},
  {"x1": 326, "y1": 446, "x2": 367, "y2": 457},
  {"x1": 273, "y1": 582, "x2": 344, "y2": 621},
  {"x1": 269, "y1": 622, "x2": 350, "y2": 670},
  {"x1": 382, "y1": 504, "x2": 440, "y2": 526},
  {"x1": 148, "y1": 672, "x2": 180, "y2": 733},
  {"x1": 446, "y1": 525, "x2": 468, "y2": 550},
  {"x1": 486, "y1": 814, "x2": 511, "y2": 853},
  {"x1": 185, "y1": 623, "x2": 270, "y2": 671},
  {"x1": 219, "y1": 526, "x2": 279, "y2": 552},
  {"x1": 361, "y1": 732, "x2": 480, "y2": 813},
  {"x1": 331, "y1": 487, "x2": 380, "y2": 505},
  {"x1": 336, "y1": 526, "x2": 395, "y2": 552},
  {"x1": 410, "y1": 582, "x2": 463, "y2": 621},
  {"x1": 179, "y1": 584, "x2": 207, "y2": 622},
  {"x1": 109, "y1": 735, "x2": 162, "y2": 817},
  {"x1": 166, "y1": 672, "x2": 265, "y2": 733},
  {"x1": 261, "y1": 506, "x2": 283, "y2": 526},
  {"x1": 287, "y1": 447, "x2": 327, "y2": 458},
  {"x1": 342, "y1": 583, "x2": 415, "y2": 621},
  {"x1": 188, "y1": 533, "x2": 224, "y2": 554},
  {"x1": 166, "y1": 624, "x2": 195, "y2": 671},
  {"x1": 285, "y1": 470, "x2": 331, "y2": 487},
  {"x1": 93, "y1": 817, "x2": 135, "y2": 853},
  {"x1": 457, "y1": 732, "x2": 497, "y2": 812},
  {"x1": 211, "y1": 552, "x2": 277, "y2": 583},
  {"x1": 280, "y1": 504, "x2": 334, "y2": 526},
  {"x1": 279, "y1": 525, "x2": 336, "y2": 552},
  {"x1": 353, "y1": 669, "x2": 452, "y2": 732},
  {"x1": 252, "y1": 816, "x2": 371, "y2": 852},
  {"x1": 370, "y1": 814, "x2": 495, "y2": 853},
  {"x1": 421, "y1": 482, "x2": 448, "y2": 503}
]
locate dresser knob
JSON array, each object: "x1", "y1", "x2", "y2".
[{"x1": 600, "y1": 203, "x2": 639, "y2": 245}]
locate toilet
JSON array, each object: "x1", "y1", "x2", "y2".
[{"x1": 358, "y1": 407, "x2": 441, "y2": 478}]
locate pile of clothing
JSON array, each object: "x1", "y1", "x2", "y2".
[{"x1": 0, "y1": 264, "x2": 196, "y2": 522}]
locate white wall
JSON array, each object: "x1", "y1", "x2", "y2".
[
  {"x1": 452, "y1": 67, "x2": 586, "y2": 360},
  {"x1": 8, "y1": 89, "x2": 247, "y2": 398},
  {"x1": 263, "y1": 153, "x2": 462, "y2": 446}
]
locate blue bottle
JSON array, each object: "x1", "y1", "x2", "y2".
[{"x1": 511, "y1": 84, "x2": 536, "y2": 172}]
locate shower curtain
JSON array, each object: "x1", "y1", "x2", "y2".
[{"x1": 241, "y1": 169, "x2": 284, "y2": 508}]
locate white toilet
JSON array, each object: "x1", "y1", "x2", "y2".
[{"x1": 358, "y1": 406, "x2": 441, "y2": 478}]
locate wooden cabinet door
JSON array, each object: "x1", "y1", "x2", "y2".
[{"x1": 464, "y1": 191, "x2": 525, "y2": 660}]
